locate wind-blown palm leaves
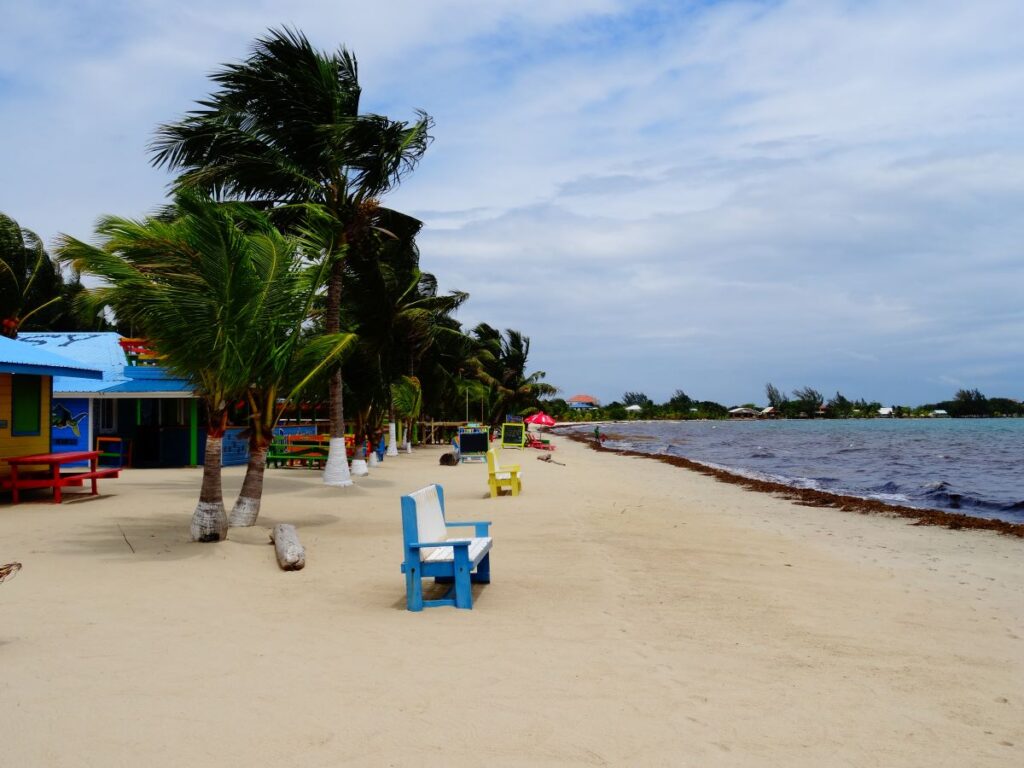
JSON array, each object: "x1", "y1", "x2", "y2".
[
  {"x1": 390, "y1": 375, "x2": 423, "y2": 450},
  {"x1": 0, "y1": 212, "x2": 86, "y2": 337},
  {"x1": 57, "y1": 194, "x2": 353, "y2": 540},
  {"x1": 151, "y1": 26, "x2": 432, "y2": 486},
  {"x1": 473, "y1": 324, "x2": 557, "y2": 426},
  {"x1": 340, "y1": 209, "x2": 468, "y2": 450}
]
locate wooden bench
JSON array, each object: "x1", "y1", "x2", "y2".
[
  {"x1": 525, "y1": 433, "x2": 555, "y2": 451},
  {"x1": 486, "y1": 449, "x2": 522, "y2": 497},
  {"x1": 59, "y1": 468, "x2": 121, "y2": 498},
  {"x1": 2, "y1": 464, "x2": 120, "y2": 504},
  {"x1": 267, "y1": 443, "x2": 328, "y2": 469},
  {"x1": 266, "y1": 434, "x2": 332, "y2": 468},
  {"x1": 400, "y1": 484, "x2": 492, "y2": 611}
]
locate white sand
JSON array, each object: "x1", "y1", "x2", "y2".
[{"x1": 1, "y1": 435, "x2": 1021, "y2": 766}]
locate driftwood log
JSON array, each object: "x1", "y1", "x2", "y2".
[{"x1": 270, "y1": 524, "x2": 305, "y2": 571}]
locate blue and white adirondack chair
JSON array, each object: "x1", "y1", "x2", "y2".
[{"x1": 400, "y1": 484, "x2": 492, "y2": 611}]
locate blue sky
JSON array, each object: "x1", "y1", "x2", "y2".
[{"x1": 3, "y1": 0, "x2": 1023, "y2": 406}]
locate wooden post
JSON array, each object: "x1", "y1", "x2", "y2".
[
  {"x1": 270, "y1": 524, "x2": 305, "y2": 570},
  {"x1": 189, "y1": 399, "x2": 198, "y2": 466}
]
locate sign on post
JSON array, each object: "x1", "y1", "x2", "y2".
[
  {"x1": 501, "y1": 422, "x2": 525, "y2": 448},
  {"x1": 457, "y1": 427, "x2": 489, "y2": 462}
]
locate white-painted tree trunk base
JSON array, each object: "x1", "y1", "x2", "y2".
[
  {"x1": 270, "y1": 524, "x2": 305, "y2": 570},
  {"x1": 229, "y1": 496, "x2": 260, "y2": 528},
  {"x1": 404, "y1": 442, "x2": 412, "y2": 453},
  {"x1": 386, "y1": 423, "x2": 399, "y2": 456},
  {"x1": 350, "y1": 458, "x2": 369, "y2": 476},
  {"x1": 191, "y1": 500, "x2": 228, "y2": 542},
  {"x1": 368, "y1": 452, "x2": 379, "y2": 468},
  {"x1": 323, "y1": 438, "x2": 353, "y2": 486}
]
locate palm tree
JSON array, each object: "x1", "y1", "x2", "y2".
[
  {"x1": 223, "y1": 225, "x2": 356, "y2": 527},
  {"x1": 473, "y1": 324, "x2": 557, "y2": 426},
  {"x1": 1, "y1": 212, "x2": 92, "y2": 337},
  {"x1": 340, "y1": 209, "x2": 468, "y2": 452},
  {"x1": 390, "y1": 375, "x2": 423, "y2": 451},
  {"x1": 57, "y1": 194, "x2": 353, "y2": 539},
  {"x1": 150, "y1": 27, "x2": 432, "y2": 487}
]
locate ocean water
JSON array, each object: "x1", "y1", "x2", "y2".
[{"x1": 565, "y1": 419, "x2": 1024, "y2": 523}]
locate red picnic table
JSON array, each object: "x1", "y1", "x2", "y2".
[{"x1": 3, "y1": 450, "x2": 120, "y2": 504}]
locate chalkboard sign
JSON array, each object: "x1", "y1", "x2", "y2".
[
  {"x1": 501, "y1": 422, "x2": 525, "y2": 448},
  {"x1": 221, "y1": 427, "x2": 250, "y2": 467},
  {"x1": 458, "y1": 430, "x2": 489, "y2": 456}
]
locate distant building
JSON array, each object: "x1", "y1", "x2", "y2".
[
  {"x1": 930, "y1": 409, "x2": 950, "y2": 418},
  {"x1": 568, "y1": 394, "x2": 600, "y2": 410},
  {"x1": 728, "y1": 407, "x2": 760, "y2": 418},
  {"x1": 878, "y1": 407, "x2": 895, "y2": 417}
]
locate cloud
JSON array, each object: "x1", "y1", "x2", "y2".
[{"x1": 3, "y1": 0, "x2": 1023, "y2": 404}]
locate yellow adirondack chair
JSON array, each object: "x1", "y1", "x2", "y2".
[{"x1": 486, "y1": 448, "x2": 522, "y2": 497}]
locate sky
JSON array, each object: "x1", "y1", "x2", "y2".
[{"x1": 2, "y1": 0, "x2": 1023, "y2": 406}]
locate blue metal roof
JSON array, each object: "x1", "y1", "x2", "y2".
[
  {"x1": 16, "y1": 332, "x2": 195, "y2": 397},
  {"x1": 102, "y1": 379, "x2": 192, "y2": 394},
  {"x1": 17, "y1": 332, "x2": 128, "y2": 392},
  {"x1": 0, "y1": 335, "x2": 103, "y2": 379},
  {"x1": 104, "y1": 364, "x2": 193, "y2": 393}
]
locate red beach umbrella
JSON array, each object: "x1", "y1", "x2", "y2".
[{"x1": 524, "y1": 412, "x2": 556, "y2": 427}]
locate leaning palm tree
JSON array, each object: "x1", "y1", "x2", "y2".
[
  {"x1": 230, "y1": 290, "x2": 356, "y2": 527},
  {"x1": 150, "y1": 26, "x2": 432, "y2": 487},
  {"x1": 473, "y1": 324, "x2": 558, "y2": 426},
  {"x1": 58, "y1": 194, "x2": 352, "y2": 540},
  {"x1": 222, "y1": 215, "x2": 356, "y2": 526}
]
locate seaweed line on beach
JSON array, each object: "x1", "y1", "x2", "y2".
[{"x1": 562, "y1": 431, "x2": 1024, "y2": 538}]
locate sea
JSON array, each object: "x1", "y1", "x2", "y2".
[{"x1": 563, "y1": 419, "x2": 1024, "y2": 523}]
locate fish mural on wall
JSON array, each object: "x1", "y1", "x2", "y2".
[{"x1": 51, "y1": 402, "x2": 88, "y2": 437}]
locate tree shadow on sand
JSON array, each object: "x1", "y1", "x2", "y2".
[{"x1": 54, "y1": 511, "x2": 340, "y2": 561}]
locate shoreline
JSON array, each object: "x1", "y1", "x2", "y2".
[{"x1": 560, "y1": 430, "x2": 1024, "y2": 537}]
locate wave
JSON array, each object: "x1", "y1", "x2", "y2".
[
  {"x1": 911, "y1": 482, "x2": 1018, "y2": 514},
  {"x1": 871, "y1": 481, "x2": 901, "y2": 494},
  {"x1": 559, "y1": 421, "x2": 1024, "y2": 522},
  {"x1": 867, "y1": 491, "x2": 911, "y2": 504}
]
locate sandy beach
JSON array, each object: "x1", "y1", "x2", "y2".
[{"x1": 2, "y1": 434, "x2": 1021, "y2": 767}]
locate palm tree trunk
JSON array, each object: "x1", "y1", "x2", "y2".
[
  {"x1": 191, "y1": 412, "x2": 228, "y2": 542},
  {"x1": 323, "y1": 257, "x2": 353, "y2": 486},
  {"x1": 350, "y1": 411, "x2": 369, "y2": 476},
  {"x1": 387, "y1": 406, "x2": 399, "y2": 456},
  {"x1": 229, "y1": 442, "x2": 268, "y2": 527}
]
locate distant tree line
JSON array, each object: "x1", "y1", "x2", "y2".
[
  {"x1": 921, "y1": 388, "x2": 1024, "y2": 418},
  {"x1": 538, "y1": 389, "x2": 728, "y2": 422},
  {"x1": 536, "y1": 384, "x2": 1024, "y2": 422}
]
